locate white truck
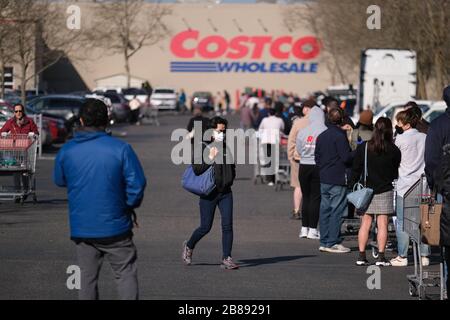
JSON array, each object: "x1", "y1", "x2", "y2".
[{"x1": 359, "y1": 49, "x2": 417, "y2": 113}]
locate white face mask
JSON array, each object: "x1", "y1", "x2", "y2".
[{"x1": 213, "y1": 130, "x2": 224, "y2": 142}]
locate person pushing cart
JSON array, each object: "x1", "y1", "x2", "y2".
[{"x1": 0, "y1": 103, "x2": 39, "y2": 203}]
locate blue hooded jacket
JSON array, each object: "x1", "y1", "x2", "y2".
[{"x1": 53, "y1": 130, "x2": 147, "y2": 239}]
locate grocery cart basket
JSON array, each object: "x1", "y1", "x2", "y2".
[
  {"x1": 403, "y1": 175, "x2": 445, "y2": 300},
  {"x1": 0, "y1": 133, "x2": 38, "y2": 203}
]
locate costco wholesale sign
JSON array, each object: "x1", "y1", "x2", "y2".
[{"x1": 170, "y1": 30, "x2": 321, "y2": 74}]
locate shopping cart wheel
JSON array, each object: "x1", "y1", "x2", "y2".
[
  {"x1": 372, "y1": 247, "x2": 379, "y2": 259},
  {"x1": 409, "y1": 282, "x2": 418, "y2": 297}
]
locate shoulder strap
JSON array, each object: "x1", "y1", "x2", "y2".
[{"x1": 364, "y1": 142, "x2": 368, "y2": 187}]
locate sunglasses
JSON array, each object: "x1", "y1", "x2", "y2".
[{"x1": 14, "y1": 110, "x2": 24, "y2": 113}]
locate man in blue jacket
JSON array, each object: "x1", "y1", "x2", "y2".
[
  {"x1": 54, "y1": 99, "x2": 147, "y2": 300},
  {"x1": 315, "y1": 108, "x2": 353, "y2": 253}
]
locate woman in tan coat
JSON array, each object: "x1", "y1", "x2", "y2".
[{"x1": 287, "y1": 100, "x2": 315, "y2": 219}]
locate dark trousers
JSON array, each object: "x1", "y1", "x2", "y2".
[
  {"x1": 262, "y1": 143, "x2": 275, "y2": 183},
  {"x1": 299, "y1": 164, "x2": 321, "y2": 228},
  {"x1": 187, "y1": 191, "x2": 234, "y2": 259},
  {"x1": 130, "y1": 109, "x2": 140, "y2": 123},
  {"x1": 75, "y1": 238, "x2": 138, "y2": 300}
]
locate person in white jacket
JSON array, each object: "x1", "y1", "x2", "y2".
[
  {"x1": 258, "y1": 108, "x2": 284, "y2": 186},
  {"x1": 391, "y1": 109, "x2": 431, "y2": 267}
]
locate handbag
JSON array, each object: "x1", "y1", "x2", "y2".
[
  {"x1": 182, "y1": 143, "x2": 216, "y2": 196},
  {"x1": 420, "y1": 200, "x2": 442, "y2": 246},
  {"x1": 347, "y1": 143, "x2": 374, "y2": 213}
]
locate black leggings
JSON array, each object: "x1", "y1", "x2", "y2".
[{"x1": 299, "y1": 164, "x2": 321, "y2": 229}]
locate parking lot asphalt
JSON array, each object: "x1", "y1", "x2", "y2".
[{"x1": 0, "y1": 113, "x2": 441, "y2": 300}]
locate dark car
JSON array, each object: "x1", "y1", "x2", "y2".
[
  {"x1": 191, "y1": 91, "x2": 214, "y2": 112},
  {"x1": 102, "y1": 93, "x2": 131, "y2": 123},
  {"x1": 27, "y1": 95, "x2": 85, "y2": 136}
]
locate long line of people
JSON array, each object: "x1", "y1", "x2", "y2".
[{"x1": 289, "y1": 87, "x2": 450, "y2": 274}]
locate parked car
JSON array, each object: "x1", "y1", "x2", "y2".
[
  {"x1": 423, "y1": 101, "x2": 447, "y2": 123},
  {"x1": 102, "y1": 92, "x2": 131, "y2": 123},
  {"x1": 123, "y1": 88, "x2": 149, "y2": 104},
  {"x1": 371, "y1": 100, "x2": 433, "y2": 127},
  {"x1": 27, "y1": 95, "x2": 85, "y2": 138},
  {"x1": 191, "y1": 91, "x2": 214, "y2": 112},
  {"x1": 0, "y1": 113, "x2": 7, "y2": 128},
  {"x1": 150, "y1": 88, "x2": 177, "y2": 111}
]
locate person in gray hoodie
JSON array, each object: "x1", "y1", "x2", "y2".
[{"x1": 296, "y1": 106, "x2": 327, "y2": 239}]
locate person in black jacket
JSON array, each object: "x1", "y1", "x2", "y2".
[
  {"x1": 425, "y1": 86, "x2": 450, "y2": 296},
  {"x1": 350, "y1": 117, "x2": 401, "y2": 267},
  {"x1": 187, "y1": 104, "x2": 209, "y2": 145},
  {"x1": 182, "y1": 117, "x2": 238, "y2": 270}
]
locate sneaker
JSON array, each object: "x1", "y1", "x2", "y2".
[
  {"x1": 421, "y1": 256, "x2": 430, "y2": 267},
  {"x1": 390, "y1": 256, "x2": 408, "y2": 267},
  {"x1": 356, "y1": 259, "x2": 370, "y2": 266},
  {"x1": 319, "y1": 246, "x2": 327, "y2": 252},
  {"x1": 375, "y1": 257, "x2": 391, "y2": 267},
  {"x1": 324, "y1": 244, "x2": 351, "y2": 253},
  {"x1": 182, "y1": 241, "x2": 193, "y2": 265},
  {"x1": 221, "y1": 257, "x2": 239, "y2": 270},
  {"x1": 267, "y1": 182, "x2": 274, "y2": 187},
  {"x1": 299, "y1": 227, "x2": 309, "y2": 238},
  {"x1": 335, "y1": 244, "x2": 351, "y2": 253},
  {"x1": 307, "y1": 228, "x2": 320, "y2": 240}
]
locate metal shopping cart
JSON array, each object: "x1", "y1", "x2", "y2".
[
  {"x1": 275, "y1": 135, "x2": 291, "y2": 191},
  {"x1": 0, "y1": 133, "x2": 38, "y2": 204},
  {"x1": 403, "y1": 175, "x2": 445, "y2": 300}
]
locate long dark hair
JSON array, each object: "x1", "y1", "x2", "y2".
[{"x1": 368, "y1": 117, "x2": 393, "y2": 154}]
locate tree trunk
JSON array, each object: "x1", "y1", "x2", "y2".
[
  {"x1": 417, "y1": 67, "x2": 428, "y2": 100},
  {"x1": 21, "y1": 64, "x2": 27, "y2": 105},
  {"x1": 125, "y1": 53, "x2": 131, "y2": 89}
]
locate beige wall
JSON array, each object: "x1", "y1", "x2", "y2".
[
  {"x1": 7, "y1": 3, "x2": 334, "y2": 104},
  {"x1": 68, "y1": 2, "x2": 333, "y2": 104}
]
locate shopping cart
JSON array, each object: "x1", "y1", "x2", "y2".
[
  {"x1": 0, "y1": 133, "x2": 38, "y2": 204},
  {"x1": 275, "y1": 135, "x2": 291, "y2": 191},
  {"x1": 403, "y1": 175, "x2": 445, "y2": 300}
]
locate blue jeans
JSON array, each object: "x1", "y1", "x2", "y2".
[
  {"x1": 319, "y1": 184, "x2": 348, "y2": 248},
  {"x1": 187, "y1": 191, "x2": 233, "y2": 259},
  {"x1": 395, "y1": 195, "x2": 430, "y2": 257}
]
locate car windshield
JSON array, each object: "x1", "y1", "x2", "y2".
[
  {"x1": 105, "y1": 95, "x2": 121, "y2": 103},
  {"x1": 417, "y1": 104, "x2": 430, "y2": 114},
  {"x1": 48, "y1": 99, "x2": 84, "y2": 109},
  {"x1": 427, "y1": 110, "x2": 445, "y2": 122},
  {"x1": 123, "y1": 88, "x2": 146, "y2": 95},
  {"x1": 194, "y1": 92, "x2": 211, "y2": 98},
  {"x1": 154, "y1": 89, "x2": 175, "y2": 94}
]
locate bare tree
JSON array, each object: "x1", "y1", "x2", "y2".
[
  {"x1": 4, "y1": 0, "x2": 91, "y2": 104},
  {"x1": 284, "y1": 0, "x2": 450, "y2": 100},
  {"x1": 89, "y1": 0, "x2": 172, "y2": 88}
]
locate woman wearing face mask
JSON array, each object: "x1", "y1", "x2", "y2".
[
  {"x1": 182, "y1": 117, "x2": 238, "y2": 270},
  {"x1": 390, "y1": 110, "x2": 431, "y2": 266}
]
